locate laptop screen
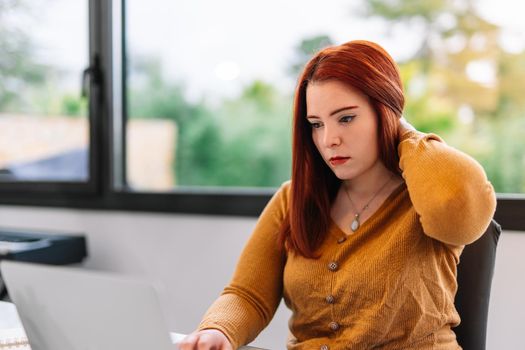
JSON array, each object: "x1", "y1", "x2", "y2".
[{"x1": 0, "y1": 261, "x2": 175, "y2": 350}]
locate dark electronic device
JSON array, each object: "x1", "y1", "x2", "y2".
[{"x1": 0, "y1": 228, "x2": 87, "y2": 299}]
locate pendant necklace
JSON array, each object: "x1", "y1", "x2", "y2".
[{"x1": 344, "y1": 175, "x2": 394, "y2": 232}]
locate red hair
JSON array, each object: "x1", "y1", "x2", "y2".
[{"x1": 280, "y1": 40, "x2": 405, "y2": 258}]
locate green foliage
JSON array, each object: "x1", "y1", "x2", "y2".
[
  {"x1": 0, "y1": 0, "x2": 49, "y2": 112},
  {"x1": 127, "y1": 71, "x2": 221, "y2": 186},
  {"x1": 364, "y1": 0, "x2": 449, "y2": 20},
  {"x1": 365, "y1": 0, "x2": 525, "y2": 193},
  {"x1": 288, "y1": 35, "x2": 334, "y2": 77},
  {"x1": 4, "y1": 0, "x2": 522, "y2": 192},
  {"x1": 60, "y1": 95, "x2": 87, "y2": 117},
  {"x1": 445, "y1": 116, "x2": 525, "y2": 194},
  {"x1": 127, "y1": 57, "x2": 292, "y2": 187},
  {"x1": 404, "y1": 102, "x2": 456, "y2": 134},
  {"x1": 212, "y1": 80, "x2": 292, "y2": 187}
]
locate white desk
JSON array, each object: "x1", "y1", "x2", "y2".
[
  {"x1": 0, "y1": 301, "x2": 266, "y2": 350},
  {"x1": 0, "y1": 301, "x2": 30, "y2": 349}
]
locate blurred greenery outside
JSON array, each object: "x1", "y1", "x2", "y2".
[{"x1": 1, "y1": 0, "x2": 524, "y2": 192}]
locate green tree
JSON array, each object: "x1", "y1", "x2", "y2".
[
  {"x1": 0, "y1": 0, "x2": 49, "y2": 112},
  {"x1": 363, "y1": 0, "x2": 525, "y2": 192},
  {"x1": 288, "y1": 35, "x2": 334, "y2": 77},
  {"x1": 213, "y1": 80, "x2": 292, "y2": 187},
  {"x1": 128, "y1": 56, "x2": 293, "y2": 188},
  {"x1": 127, "y1": 56, "x2": 222, "y2": 186}
]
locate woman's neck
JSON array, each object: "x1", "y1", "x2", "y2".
[{"x1": 343, "y1": 161, "x2": 396, "y2": 201}]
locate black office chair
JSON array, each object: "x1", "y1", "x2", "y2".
[{"x1": 454, "y1": 219, "x2": 501, "y2": 350}]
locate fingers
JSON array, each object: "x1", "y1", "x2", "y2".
[
  {"x1": 399, "y1": 116, "x2": 416, "y2": 131},
  {"x1": 177, "y1": 330, "x2": 232, "y2": 350},
  {"x1": 178, "y1": 332, "x2": 200, "y2": 350},
  {"x1": 398, "y1": 116, "x2": 417, "y2": 140},
  {"x1": 196, "y1": 332, "x2": 223, "y2": 350}
]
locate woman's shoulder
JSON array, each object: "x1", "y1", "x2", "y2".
[
  {"x1": 280, "y1": 180, "x2": 292, "y2": 194},
  {"x1": 397, "y1": 129, "x2": 496, "y2": 245},
  {"x1": 276, "y1": 180, "x2": 292, "y2": 207},
  {"x1": 261, "y1": 180, "x2": 292, "y2": 220},
  {"x1": 271, "y1": 180, "x2": 291, "y2": 199}
]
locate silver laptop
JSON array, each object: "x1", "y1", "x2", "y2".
[{"x1": 0, "y1": 260, "x2": 176, "y2": 350}]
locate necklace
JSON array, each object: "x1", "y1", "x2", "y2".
[{"x1": 343, "y1": 175, "x2": 394, "y2": 232}]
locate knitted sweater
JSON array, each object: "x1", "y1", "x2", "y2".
[{"x1": 198, "y1": 131, "x2": 497, "y2": 349}]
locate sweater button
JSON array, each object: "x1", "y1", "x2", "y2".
[
  {"x1": 337, "y1": 236, "x2": 346, "y2": 244},
  {"x1": 325, "y1": 295, "x2": 335, "y2": 304},
  {"x1": 328, "y1": 261, "x2": 338, "y2": 271},
  {"x1": 329, "y1": 321, "x2": 340, "y2": 331},
  {"x1": 320, "y1": 345, "x2": 329, "y2": 350}
]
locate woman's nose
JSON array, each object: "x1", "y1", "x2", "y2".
[{"x1": 324, "y1": 126, "x2": 341, "y2": 148}]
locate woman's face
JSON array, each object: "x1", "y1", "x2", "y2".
[{"x1": 306, "y1": 80, "x2": 381, "y2": 181}]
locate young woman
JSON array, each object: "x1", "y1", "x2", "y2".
[{"x1": 179, "y1": 40, "x2": 496, "y2": 350}]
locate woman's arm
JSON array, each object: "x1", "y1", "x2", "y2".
[
  {"x1": 193, "y1": 182, "x2": 290, "y2": 349},
  {"x1": 398, "y1": 122, "x2": 496, "y2": 246}
]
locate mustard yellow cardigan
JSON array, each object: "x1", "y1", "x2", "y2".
[{"x1": 198, "y1": 131, "x2": 496, "y2": 349}]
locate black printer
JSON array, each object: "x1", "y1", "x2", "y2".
[{"x1": 0, "y1": 228, "x2": 87, "y2": 299}]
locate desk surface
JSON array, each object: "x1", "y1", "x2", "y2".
[{"x1": 0, "y1": 301, "x2": 266, "y2": 350}]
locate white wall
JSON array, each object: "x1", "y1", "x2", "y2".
[
  {"x1": 487, "y1": 230, "x2": 525, "y2": 350},
  {"x1": 0, "y1": 205, "x2": 523, "y2": 349},
  {"x1": 0, "y1": 205, "x2": 290, "y2": 349}
]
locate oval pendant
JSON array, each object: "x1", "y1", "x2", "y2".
[{"x1": 351, "y1": 217, "x2": 360, "y2": 232}]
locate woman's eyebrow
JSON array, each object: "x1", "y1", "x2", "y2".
[
  {"x1": 329, "y1": 105, "x2": 358, "y2": 116},
  {"x1": 307, "y1": 105, "x2": 358, "y2": 119}
]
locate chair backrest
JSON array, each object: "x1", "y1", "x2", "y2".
[{"x1": 453, "y1": 219, "x2": 501, "y2": 350}]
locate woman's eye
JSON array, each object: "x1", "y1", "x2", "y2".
[
  {"x1": 340, "y1": 115, "x2": 355, "y2": 123},
  {"x1": 310, "y1": 122, "x2": 322, "y2": 129}
]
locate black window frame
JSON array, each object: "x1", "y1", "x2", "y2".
[
  {"x1": 0, "y1": 0, "x2": 523, "y2": 232},
  {"x1": 0, "y1": 0, "x2": 101, "y2": 196}
]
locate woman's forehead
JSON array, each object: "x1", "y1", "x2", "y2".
[{"x1": 306, "y1": 81, "x2": 368, "y2": 110}]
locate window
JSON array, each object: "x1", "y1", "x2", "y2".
[
  {"x1": 123, "y1": 0, "x2": 301, "y2": 190},
  {"x1": 0, "y1": 0, "x2": 523, "y2": 230},
  {"x1": 0, "y1": 0, "x2": 94, "y2": 192}
]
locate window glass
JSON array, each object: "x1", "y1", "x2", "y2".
[
  {"x1": 0, "y1": 0, "x2": 89, "y2": 182},
  {"x1": 124, "y1": 0, "x2": 525, "y2": 193}
]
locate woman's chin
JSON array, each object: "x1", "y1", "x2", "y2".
[{"x1": 332, "y1": 169, "x2": 356, "y2": 181}]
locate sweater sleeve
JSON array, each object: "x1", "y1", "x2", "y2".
[
  {"x1": 197, "y1": 182, "x2": 290, "y2": 349},
  {"x1": 398, "y1": 130, "x2": 496, "y2": 246}
]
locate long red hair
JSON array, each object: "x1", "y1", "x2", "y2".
[{"x1": 280, "y1": 40, "x2": 405, "y2": 258}]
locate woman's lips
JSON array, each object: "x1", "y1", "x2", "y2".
[{"x1": 329, "y1": 156, "x2": 350, "y2": 166}]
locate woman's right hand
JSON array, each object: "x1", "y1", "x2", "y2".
[{"x1": 178, "y1": 329, "x2": 233, "y2": 350}]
